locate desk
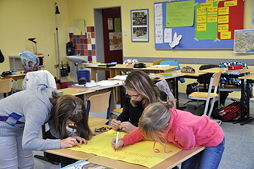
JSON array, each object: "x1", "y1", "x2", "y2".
[
  {"x1": 85, "y1": 64, "x2": 177, "y2": 81},
  {"x1": 58, "y1": 87, "x2": 96, "y2": 96},
  {"x1": 46, "y1": 116, "x2": 204, "y2": 168},
  {"x1": 2, "y1": 72, "x2": 26, "y2": 81},
  {"x1": 201, "y1": 68, "x2": 254, "y2": 124},
  {"x1": 88, "y1": 146, "x2": 204, "y2": 169}
]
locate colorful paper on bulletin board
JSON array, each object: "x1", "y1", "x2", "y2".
[
  {"x1": 195, "y1": 2, "x2": 218, "y2": 40},
  {"x1": 69, "y1": 130, "x2": 181, "y2": 168},
  {"x1": 166, "y1": 0, "x2": 195, "y2": 27},
  {"x1": 114, "y1": 18, "x2": 121, "y2": 32},
  {"x1": 218, "y1": 0, "x2": 244, "y2": 40}
]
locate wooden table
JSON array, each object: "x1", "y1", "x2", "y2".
[
  {"x1": 2, "y1": 72, "x2": 26, "y2": 81},
  {"x1": 58, "y1": 87, "x2": 96, "y2": 96},
  {"x1": 88, "y1": 146, "x2": 204, "y2": 169},
  {"x1": 85, "y1": 64, "x2": 177, "y2": 81},
  {"x1": 46, "y1": 116, "x2": 205, "y2": 168}
]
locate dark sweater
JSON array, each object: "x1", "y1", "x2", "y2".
[{"x1": 117, "y1": 91, "x2": 167, "y2": 126}]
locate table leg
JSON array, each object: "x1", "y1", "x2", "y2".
[
  {"x1": 240, "y1": 79, "x2": 254, "y2": 125},
  {"x1": 91, "y1": 69, "x2": 97, "y2": 81}
]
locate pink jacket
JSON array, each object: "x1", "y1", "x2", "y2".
[{"x1": 122, "y1": 108, "x2": 224, "y2": 150}]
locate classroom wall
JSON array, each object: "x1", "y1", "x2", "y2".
[
  {"x1": 0, "y1": 0, "x2": 70, "y2": 77},
  {"x1": 67, "y1": 0, "x2": 254, "y2": 98},
  {"x1": 67, "y1": 0, "x2": 253, "y2": 59},
  {"x1": 1, "y1": 0, "x2": 253, "y2": 99}
]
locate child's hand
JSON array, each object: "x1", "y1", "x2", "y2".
[
  {"x1": 60, "y1": 137, "x2": 79, "y2": 148},
  {"x1": 112, "y1": 138, "x2": 124, "y2": 150},
  {"x1": 110, "y1": 119, "x2": 122, "y2": 130},
  {"x1": 72, "y1": 135, "x2": 87, "y2": 145},
  {"x1": 120, "y1": 122, "x2": 137, "y2": 133}
]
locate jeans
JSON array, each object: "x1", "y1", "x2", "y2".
[{"x1": 181, "y1": 138, "x2": 225, "y2": 169}]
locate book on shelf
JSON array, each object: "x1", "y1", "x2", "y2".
[{"x1": 61, "y1": 160, "x2": 112, "y2": 169}]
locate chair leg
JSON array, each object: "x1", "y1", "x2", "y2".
[
  {"x1": 203, "y1": 98, "x2": 210, "y2": 116},
  {"x1": 207, "y1": 98, "x2": 216, "y2": 118}
]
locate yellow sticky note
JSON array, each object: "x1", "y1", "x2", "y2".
[
  {"x1": 70, "y1": 130, "x2": 181, "y2": 168},
  {"x1": 225, "y1": 0, "x2": 237, "y2": 7},
  {"x1": 218, "y1": 24, "x2": 229, "y2": 32},
  {"x1": 218, "y1": 7, "x2": 229, "y2": 15},
  {"x1": 220, "y1": 31, "x2": 231, "y2": 39},
  {"x1": 207, "y1": 7, "x2": 218, "y2": 15},
  {"x1": 197, "y1": 24, "x2": 206, "y2": 31},
  {"x1": 197, "y1": 8, "x2": 207, "y2": 15},
  {"x1": 218, "y1": 15, "x2": 229, "y2": 23},
  {"x1": 207, "y1": 15, "x2": 217, "y2": 22},
  {"x1": 197, "y1": 15, "x2": 207, "y2": 23},
  {"x1": 200, "y1": 2, "x2": 213, "y2": 8}
]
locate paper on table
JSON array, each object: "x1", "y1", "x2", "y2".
[
  {"x1": 97, "y1": 80, "x2": 123, "y2": 86},
  {"x1": 70, "y1": 130, "x2": 181, "y2": 168},
  {"x1": 112, "y1": 75, "x2": 127, "y2": 80}
]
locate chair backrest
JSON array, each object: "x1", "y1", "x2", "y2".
[
  {"x1": 207, "y1": 72, "x2": 222, "y2": 95},
  {"x1": 86, "y1": 91, "x2": 111, "y2": 119},
  {"x1": 0, "y1": 78, "x2": 13, "y2": 93}
]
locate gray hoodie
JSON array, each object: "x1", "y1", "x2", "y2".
[{"x1": 0, "y1": 85, "x2": 60, "y2": 150}]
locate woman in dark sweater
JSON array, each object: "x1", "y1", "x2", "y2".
[{"x1": 110, "y1": 70, "x2": 167, "y2": 133}]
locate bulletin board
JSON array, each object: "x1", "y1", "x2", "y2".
[{"x1": 154, "y1": 0, "x2": 244, "y2": 49}]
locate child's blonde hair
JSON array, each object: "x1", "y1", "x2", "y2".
[{"x1": 139, "y1": 101, "x2": 174, "y2": 142}]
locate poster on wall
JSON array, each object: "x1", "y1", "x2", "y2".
[
  {"x1": 131, "y1": 9, "x2": 149, "y2": 42},
  {"x1": 109, "y1": 32, "x2": 122, "y2": 51},
  {"x1": 108, "y1": 18, "x2": 113, "y2": 30},
  {"x1": 234, "y1": 30, "x2": 254, "y2": 53}
]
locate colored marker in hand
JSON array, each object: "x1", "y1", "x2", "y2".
[{"x1": 114, "y1": 132, "x2": 120, "y2": 150}]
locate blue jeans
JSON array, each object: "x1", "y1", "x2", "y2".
[{"x1": 181, "y1": 138, "x2": 225, "y2": 169}]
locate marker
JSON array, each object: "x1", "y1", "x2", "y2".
[{"x1": 114, "y1": 132, "x2": 120, "y2": 151}]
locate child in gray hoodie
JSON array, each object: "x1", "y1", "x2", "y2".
[{"x1": 0, "y1": 85, "x2": 92, "y2": 169}]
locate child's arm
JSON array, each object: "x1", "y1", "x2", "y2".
[{"x1": 122, "y1": 127, "x2": 145, "y2": 146}]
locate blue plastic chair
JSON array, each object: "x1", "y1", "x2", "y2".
[{"x1": 160, "y1": 60, "x2": 185, "y2": 83}]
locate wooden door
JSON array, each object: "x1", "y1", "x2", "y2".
[{"x1": 102, "y1": 7, "x2": 123, "y2": 64}]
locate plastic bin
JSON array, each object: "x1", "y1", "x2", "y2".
[{"x1": 77, "y1": 70, "x2": 90, "y2": 82}]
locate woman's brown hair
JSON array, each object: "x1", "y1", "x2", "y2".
[
  {"x1": 124, "y1": 70, "x2": 161, "y2": 107},
  {"x1": 50, "y1": 95, "x2": 92, "y2": 140}
]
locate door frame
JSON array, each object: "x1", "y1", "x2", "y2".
[{"x1": 94, "y1": 6, "x2": 123, "y2": 81}]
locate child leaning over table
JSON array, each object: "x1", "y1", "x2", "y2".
[{"x1": 112, "y1": 101, "x2": 225, "y2": 169}]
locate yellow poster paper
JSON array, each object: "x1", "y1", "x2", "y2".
[
  {"x1": 197, "y1": 15, "x2": 207, "y2": 23},
  {"x1": 197, "y1": 8, "x2": 207, "y2": 15},
  {"x1": 218, "y1": 24, "x2": 229, "y2": 32},
  {"x1": 69, "y1": 130, "x2": 182, "y2": 168},
  {"x1": 225, "y1": 0, "x2": 237, "y2": 7},
  {"x1": 197, "y1": 24, "x2": 206, "y2": 31},
  {"x1": 220, "y1": 31, "x2": 231, "y2": 39},
  {"x1": 207, "y1": 7, "x2": 218, "y2": 15},
  {"x1": 218, "y1": 15, "x2": 229, "y2": 23},
  {"x1": 207, "y1": 15, "x2": 217, "y2": 23},
  {"x1": 218, "y1": 7, "x2": 229, "y2": 15}
]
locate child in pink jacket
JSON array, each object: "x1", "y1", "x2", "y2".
[{"x1": 113, "y1": 101, "x2": 225, "y2": 169}]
